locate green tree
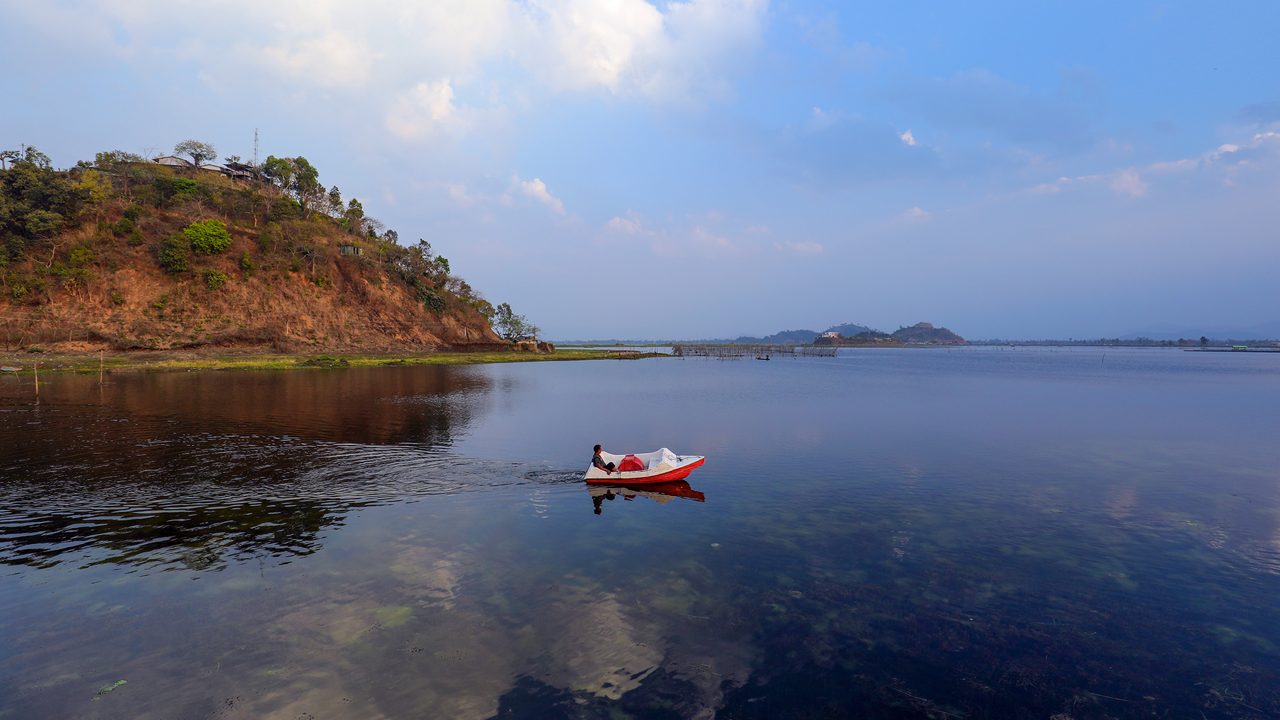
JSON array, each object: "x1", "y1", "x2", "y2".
[
  {"x1": 202, "y1": 269, "x2": 229, "y2": 290},
  {"x1": 23, "y1": 209, "x2": 64, "y2": 239},
  {"x1": 344, "y1": 198, "x2": 364, "y2": 234},
  {"x1": 261, "y1": 155, "x2": 295, "y2": 191},
  {"x1": 261, "y1": 155, "x2": 325, "y2": 213},
  {"x1": 174, "y1": 139, "x2": 217, "y2": 167},
  {"x1": 293, "y1": 156, "x2": 321, "y2": 212},
  {"x1": 94, "y1": 150, "x2": 145, "y2": 168},
  {"x1": 0, "y1": 153, "x2": 86, "y2": 264},
  {"x1": 184, "y1": 219, "x2": 233, "y2": 255},
  {"x1": 23, "y1": 146, "x2": 52, "y2": 169},
  {"x1": 156, "y1": 235, "x2": 191, "y2": 274},
  {"x1": 493, "y1": 302, "x2": 539, "y2": 341},
  {"x1": 327, "y1": 186, "x2": 342, "y2": 215},
  {"x1": 472, "y1": 297, "x2": 495, "y2": 321},
  {"x1": 75, "y1": 169, "x2": 111, "y2": 220}
]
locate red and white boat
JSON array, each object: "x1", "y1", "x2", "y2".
[{"x1": 585, "y1": 448, "x2": 706, "y2": 485}]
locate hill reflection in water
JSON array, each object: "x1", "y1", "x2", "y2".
[{"x1": 0, "y1": 366, "x2": 509, "y2": 571}]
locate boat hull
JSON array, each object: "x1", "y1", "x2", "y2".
[{"x1": 588, "y1": 480, "x2": 706, "y2": 502}]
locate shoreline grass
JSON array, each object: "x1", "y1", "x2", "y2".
[{"x1": 0, "y1": 348, "x2": 661, "y2": 375}]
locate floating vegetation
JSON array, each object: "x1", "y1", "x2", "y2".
[
  {"x1": 374, "y1": 606, "x2": 413, "y2": 629},
  {"x1": 91, "y1": 679, "x2": 126, "y2": 700}
]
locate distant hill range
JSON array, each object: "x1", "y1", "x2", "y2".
[
  {"x1": 815, "y1": 322, "x2": 967, "y2": 347},
  {"x1": 731, "y1": 328, "x2": 821, "y2": 345},
  {"x1": 555, "y1": 321, "x2": 966, "y2": 347},
  {"x1": 719, "y1": 321, "x2": 965, "y2": 346}
]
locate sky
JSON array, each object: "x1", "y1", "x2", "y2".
[{"x1": 2, "y1": 0, "x2": 1278, "y2": 340}]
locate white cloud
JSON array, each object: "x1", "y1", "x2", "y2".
[
  {"x1": 255, "y1": 30, "x2": 373, "y2": 89},
  {"x1": 531, "y1": 0, "x2": 664, "y2": 92},
  {"x1": 386, "y1": 80, "x2": 458, "y2": 139},
  {"x1": 516, "y1": 177, "x2": 567, "y2": 215},
  {"x1": 524, "y1": 0, "x2": 770, "y2": 101},
  {"x1": 1108, "y1": 168, "x2": 1148, "y2": 198},
  {"x1": 903, "y1": 206, "x2": 930, "y2": 221},
  {"x1": 1032, "y1": 131, "x2": 1280, "y2": 199},
  {"x1": 9, "y1": 0, "x2": 772, "y2": 151},
  {"x1": 31, "y1": 0, "x2": 511, "y2": 79},
  {"x1": 690, "y1": 226, "x2": 738, "y2": 255},
  {"x1": 899, "y1": 129, "x2": 917, "y2": 146},
  {"x1": 1031, "y1": 167, "x2": 1145, "y2": 198},
  {"x1": 775, "y1": 240, "x2": 825, "y2": 255},
  {"x1": 602, "y1": 212, "x2": 746, "y2": 257},
  {"x1": 447, "y1": 183, "x2": 479, "y2": 207},
  {"x1": 1148, "y1": 133, "x2": 1278, "y2": 175},
  {"x1": 606, "y1": 214, "x2": 644, "y2": 234}
]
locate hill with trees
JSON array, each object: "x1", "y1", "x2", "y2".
[
  {"x1": 727, "y1": 321, "x2": 961, "y2": 346},
  {"x1": 889, "y1": 322, "x2": 965, "y2": 344},
  {"x1": 0, "y1": 142, "x2": 537, "y2": 353},
  {"x1": 732, "y1": 328, "x2": 821, "y2": 345},
  {"x1": 814, "y1": 322, "x2": 967, "y2": 346},
  {"x1": 825, "y1": 322, "x2": 872, "y2": 336}
]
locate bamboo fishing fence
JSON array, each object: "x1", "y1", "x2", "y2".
[{"x1": 671, "y1": 344, "x2": 837, "y2": 359}]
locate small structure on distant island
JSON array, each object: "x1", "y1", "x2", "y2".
[
  {"x1": 152, "y1": 155, "x2": 191, "y2": 167},
  {"x1": 338, "y1": 244, "x2": 363, "y2": 257}
]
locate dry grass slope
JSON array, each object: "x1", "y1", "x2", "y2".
[{"x1": 0, "y1": 161, "x2": 504, "y2": 353}]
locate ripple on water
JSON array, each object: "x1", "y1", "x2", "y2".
[{"x1": 0, "y1": 436, "x2": 568, "y2": 572}]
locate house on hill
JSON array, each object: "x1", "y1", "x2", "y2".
[
  {"x1": 153, "y1": 155, "x2": 192, "y2": 167},
  {"x1": 222, "y1": 160, "x2": 261, "y2": 181}
]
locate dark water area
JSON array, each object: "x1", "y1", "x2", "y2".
[{"x1": 1, "y1": 347, "x2": 1278, "y2": 719}]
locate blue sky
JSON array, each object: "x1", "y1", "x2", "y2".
[{"x1": 2, "y1": 0, "x2": 1278, "y2": 339}]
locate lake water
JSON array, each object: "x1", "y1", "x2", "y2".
[{"x1": 1, "y1": 347, "x2": 1278, "y2": 719}]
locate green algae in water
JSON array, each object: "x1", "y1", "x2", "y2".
[
  {"x1": 92, "y1": 679, "x2": 126, "y2": 700},
  {"x1": 375, "y1": 605, "x2": 413, "y2": 628}
]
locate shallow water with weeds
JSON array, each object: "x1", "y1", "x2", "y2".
[{"x1": 1, "y1": 347, "x2": 1278, "y2": 719}]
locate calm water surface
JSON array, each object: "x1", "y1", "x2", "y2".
[{"x1": 1, "y1": 347, "x2": 1278, "y2": 719}]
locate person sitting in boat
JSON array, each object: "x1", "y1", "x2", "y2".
[{"x1": 592, "y1": 444, "x2": 616, "y2": 474}]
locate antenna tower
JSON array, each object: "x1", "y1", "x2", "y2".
[{"x1": 253, "y1": 128, "x2": 259, "y2": 166}]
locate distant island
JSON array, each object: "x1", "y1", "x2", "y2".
[
  {"x1": 558, "y1": 324, "x2": 1280, "y2": 349},
  {"x1": 557, "y1": 321, "x2": 968, "y2": 347},
  {"x1": 0, "y1": 143, "x2": 547, "y2": 356},
  {"x1": 815, "y1": 322, "x2": 966, "y2": 347}
]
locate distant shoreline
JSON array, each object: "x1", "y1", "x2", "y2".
[
  {"x1": 0, "y1": 348, "x2": 660, "y2": 376},
  {"x1": 561, "y1": 340, "x2": 1280, "y2": 349}
]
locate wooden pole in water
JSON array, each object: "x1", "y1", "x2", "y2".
[
  {"x1": 33, "y1": 360, "x2": 39, "y2": 402},
  {"x1": 99, "y1": 350, "x2": 104, "y2": 385}
]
